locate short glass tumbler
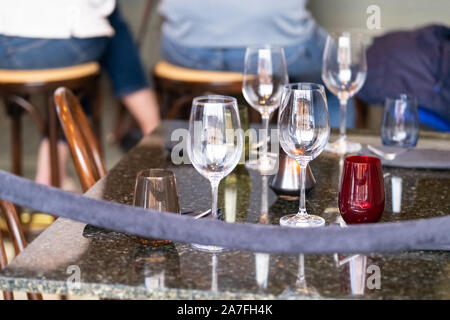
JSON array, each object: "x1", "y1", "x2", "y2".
[
  {"x1": 381, "y1": 94, "x2": 419, "y2": 148},
  {"x1": 133, "y1": 169, "x2": 181, "y2": 245},
  {"x1": 339, "y1": 156, "x2": 385, "y2": 224}
]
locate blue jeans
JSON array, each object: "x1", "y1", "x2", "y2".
[
  {"x1": 161, "y1": 26, "x2": 355, "y2": 128},
  {"x1": 0, "y1": 7, "x2": 149, "y2": 98}
]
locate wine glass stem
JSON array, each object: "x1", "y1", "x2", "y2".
[
  {"x1": 210, "y1": 179, "x2": 220, "y2": 219},
  {"x1": 339, "y1": 99, "x2": 348, "y2": 141},
  {"x1": 261, "y1": 114, "x2": 270, "y2": 160},
  {"x1": 297, "y1": 162, "x2": 308, "y2": 217}
]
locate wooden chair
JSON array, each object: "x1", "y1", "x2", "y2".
[
  {"x1": 153, "y1": 61, "x2": 245, "y2": 119},
  {"x1": 53, "y1": 87, "x2": 106, "y2": 192},
  {"x1": 0, "y1": 63, "x2": 102, "y2": 187},
  {"x1": 0, "y1": 199, "x2": 42, "y2": 300}
]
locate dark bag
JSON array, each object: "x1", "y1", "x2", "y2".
[{"x1": 359, "y1": 25, "x2": 450, "y2": 125}]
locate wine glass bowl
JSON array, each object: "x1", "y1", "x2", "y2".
[
  {"x1": 339, "y1": 156, "x2": 385, "y2": 224},
  {"x1": 322, "y1": 32, "x2": 367, "y2": 154},
  {"x1": 279, "y1": 85, "x2": 330, "y2": 163},
  {"x1": 187, "y1": 95, "x2": 244, "y2": 252},
  {"x1": 278, "y1": 83, "x2": 330, "y2": 228},
  {"x1": 242, "y1": 45, "x2": 288, "y2": 172}
]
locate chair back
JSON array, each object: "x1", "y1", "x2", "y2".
[
  {"x1": 54, "y1": 87, "x2": 106, "y2": 191},
  {"x1": 0, "y1": 199, "x2": 42, "y2": 300}
]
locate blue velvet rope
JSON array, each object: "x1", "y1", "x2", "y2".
[{"x1": 0, "y1": 170, "x2": 448, "y2": 254}]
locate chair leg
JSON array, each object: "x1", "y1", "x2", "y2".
[
  {"x1": 11, "y1": 108, "x2": 22, "y2": 177},
  {"x1": 47, "y1": 94, "x2": 60, "y2": 187},
  {"x1": 354, "y1": 96, "x2": 369, "y2": 129},
  {"x1": 3, "y1": 98, "x2": 23, "y2": 177},
  {"x1": 112, "y1": 103, "x2": 128, "y2": 142},
  {"x1": 91, "y1": 85, "x2": 103, "y2": 155}
]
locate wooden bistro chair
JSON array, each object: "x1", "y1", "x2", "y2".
[
  {"x1": 0, "y1": 63, "x2": 102, "y2": 187},
  {"x1": 53, "y1": 87, "x2": 106, "y2": 192},
  {"x1": 0, "y1": 199, "x2": 42, "y2": 300},
  {"x1": 153, "y1": 61, "x2": 244, "y2": 120}
]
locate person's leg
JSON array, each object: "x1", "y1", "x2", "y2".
[
  {"x1": 0, "y1": 35, "x2": 108, "y2": 69},
  {"x1": 160, "y1": 35, "x2": 225, "y2": 70},
  {"x1": 34, "y1": 139, "x2": 70, "y2": 186},
  {"x1": 0, "y1": 35, "x2": 109, "y2": 186},
  {"x1": 222, "y1": 48, "x2": 246, "y2": 72},
  {"x1": 101, "y1": 6, "x2": 160, "y2": 135}
]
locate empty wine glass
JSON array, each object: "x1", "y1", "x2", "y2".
[
  {"x1": 187, "y1": 95, "x2": 244, "y2": 252},
  {"x1": 381, "y1": 94, "x2": 419, "y2": 148},
  {"x1": 278, "y1": 83, "x2": 330, "y2": 227},
  {"x1": 322, "y1": 32, "x2": 367, "y2": 154},
  {"x1": 243, "y1": 45, "x2": 288, "y2": 172}
]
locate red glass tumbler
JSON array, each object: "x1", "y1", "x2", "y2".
[{"x1": 339, "y1": 156, "x2": 385, "y2": 224}]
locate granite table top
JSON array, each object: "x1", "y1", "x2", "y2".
[{"x1": 0, "y1": 120, "x2": 449, "y2": 299}]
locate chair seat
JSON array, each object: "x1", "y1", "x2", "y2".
[
  {"x1": 154, "y1": 61, "x2": 243, "y2": 83},
  {"x1": 0, "y1": 62, "x2": 100, "y2": 84}
]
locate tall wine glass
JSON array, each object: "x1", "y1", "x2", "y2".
[
  {"x1": 187, "y1": 95, "x2": 244, "y2": 252},
  {"x1": 322, "y1": 32, "x2": 367, "y2": 154},
  {"x1": 243, "y1": 45, "x2": 288, "y2": 172},
  {"x1": 278, "y1": 83, "x2": 330, "y2": 227}
]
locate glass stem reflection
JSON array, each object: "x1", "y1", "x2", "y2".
[
  {"x1": 210, "y1": 179, "x2": 220, "y2": 219},
  {"x1": 261, "y1": 114, "x2": 270, "y2": 161},
  {"x1": 339, "y1": 99, "x2": 348, "y2": 141},
  {"x1": 297, "y1": 162, "x2": 308, "y2": 217}
]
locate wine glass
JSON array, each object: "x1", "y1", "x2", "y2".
[
  {"x1": 243, "y1": 45, "x2": 288, "y2": 172},
  {"x1": 187, "y1": 95, "x2": 244, "y2": 252},
  {"x1": 381, "y1": 94, "x2": 419, "y2": 148},
  {"x1": 339, "y1": 156, "x2": 385, "y2": 224},
  {"x1": 322, "y1": 32, "x2": 367, "y2": 154},
  {"x1": 278, "y1": 83, "x2": 330, "y2": 227}
]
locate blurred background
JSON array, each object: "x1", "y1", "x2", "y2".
[{"x1": 0, "y1": 0, "x2": 449, "y2": 188}]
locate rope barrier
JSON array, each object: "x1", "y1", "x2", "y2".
[{"x1": 0, "y1": 170, "x2": 448, "y2": 254}]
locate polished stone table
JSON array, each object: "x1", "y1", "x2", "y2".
[{"x1": 0, "y1": 120, "x2": 449, "y2": 299}]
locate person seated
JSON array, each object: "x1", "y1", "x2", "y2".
[
  {"x1": 0, "y1": 0, "x2": 161, "y2": 186},
  {"x1": 157, "y1": 0, "x2": 353, "y2": 127},
  {"x1": 358, "y1": 25, "x2": 450, "y2": 131}
]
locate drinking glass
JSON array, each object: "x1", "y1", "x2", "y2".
[
  {"x1": 133, "y1": 169, "x2": 180, "y2": 245},
  {"x1": 381, "y1": 94, "x2": 419, "y2": 148},
  {"x1": 278, "y1": 83, "x2": 330, "y2": 227},
  {"x1": 243, "y1": 45, "x2": 288, "y2": 172},
  {"x1": 339, "y1": 156, "x2": 385, "y2": 224},
  {"x1": 322, "y1": 32, "x2": 367, "y2": 154},
  {"x1": 187, "y1": 95, "x2": 244, "y2": 252}
]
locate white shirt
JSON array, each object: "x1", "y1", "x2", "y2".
[{"x1": 0, "y1": 0, "x2": 116, "y2": 39}]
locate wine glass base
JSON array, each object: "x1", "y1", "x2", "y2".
[
  {"x1": 279, "y1": 214, "x2": 325, "y2": 228},
  {"x1": 191, "y1": 243, "x2": 226, "y2": 253},
  {"x1": 325, "y1": 139, "x2": 361, "y2": 155}
]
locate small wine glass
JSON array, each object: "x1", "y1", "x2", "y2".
[
  {"x1": 278, "y1": 83, "x2": 330, "y2": 228},
  {"x1": 322, "y1": 32, "x2": 367, "y2": 155},
  {"x1": 243, "y1": 45, "x2": 288, "y2": 172},
  {"x1": 381, "y1": 94, "x2": 419, "y2": 148},
  {"x1": 187, "y1": 95, "x2": 244, "y2": 252}
]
